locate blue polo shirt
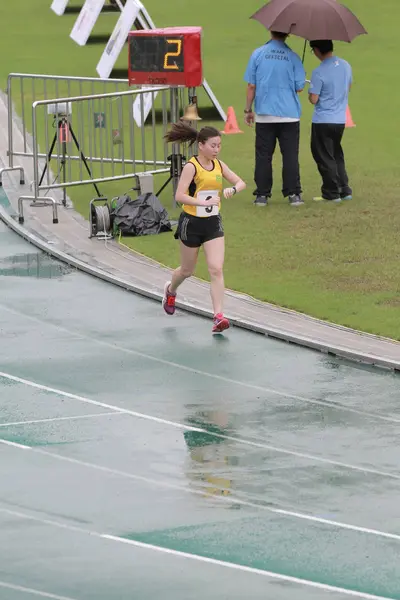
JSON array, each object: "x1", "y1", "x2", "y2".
[
  {"x1": 309, "y1": 56, "x2": 352, "y2": 124},
  {"x1": 244, "y1": 40, "x2": 306, "y2": 119}
]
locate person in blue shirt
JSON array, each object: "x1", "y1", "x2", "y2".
[
  {"x1": 244, "y1": 31, "x2": 306, "y2": 207},
  {"x1": 308, "y1": 39, "x2": 353, "y2": 202}
]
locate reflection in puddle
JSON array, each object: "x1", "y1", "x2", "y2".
[
  {"x1": 184, "y1": 410, "x2": 239, "y2": 501},
  {"x1": 0, "y1": 252, "x2": 73, "y2": 279}
]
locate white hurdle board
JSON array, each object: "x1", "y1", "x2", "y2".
[
  {"x1": 97, "y1": 0, "x2": 143, "y2": 79},
  {"x1": 51, "y1": 0, "x2": 71, "y2": 15},
  {"x1": 70, "y1": 0, "x2": 106, "y2": 46}
]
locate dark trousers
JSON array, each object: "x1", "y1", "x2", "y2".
[
  {"x1": 311, "y1": 123, "x2": 352, "y2": 200},
  {"x1": 255, "y1": 121, "x2": 301, "y2": 198}
]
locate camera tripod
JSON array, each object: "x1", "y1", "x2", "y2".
[
  {"x1": 38, "y1": 116, "x2": 102, "y2": 207},
  {"x1": 156, "y1": 150, "x2": 186, "y2": 201}
]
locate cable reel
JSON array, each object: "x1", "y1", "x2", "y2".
[
  {"x1": 94, "y1": 204, "x2": 110, "y2": 232},
  {"x1": 89, "y1": 198, "x2": 113, "y2": 239}
]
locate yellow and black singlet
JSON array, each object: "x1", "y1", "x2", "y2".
[{"x1": 182, "y1": 156, "x2": 223, "y2": 217}]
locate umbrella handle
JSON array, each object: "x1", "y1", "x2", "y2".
[{"x1": 302, "y1": 40, "x2": 307, "y2": 63}]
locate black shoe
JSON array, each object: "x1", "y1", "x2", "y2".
[
  {"x1": 288, "y1": 194, "x2": 304, "y2": 206},
  {"x1": 254, "y1": 195, "x2": 268, "y2": 206}
]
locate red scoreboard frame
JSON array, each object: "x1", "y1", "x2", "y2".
[{"x1": 128, "y1": 26, "x2": 203, "y2": 87}]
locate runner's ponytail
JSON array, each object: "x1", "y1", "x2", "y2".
[{"x1": 164, "y1": 122, "x2": 221, "y2": 146}]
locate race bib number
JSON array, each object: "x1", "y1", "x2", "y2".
[{"x1": 195, "y1": 190, "x2": 220, "y2": 217}]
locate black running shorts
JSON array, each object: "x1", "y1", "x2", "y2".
[{"x1": 174, "y1": 212, "x2": 224, "y2": 248}]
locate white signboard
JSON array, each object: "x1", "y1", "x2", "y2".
[
  {"x1": 133, "y1": 90, "x2": 159, "y2": 127},
  {"x1": 51, "y1": 0, "x2": 70, "y2": 15},
  {"x1": 203, "y1": 81, "x2": 226, "y2": 121},
  {"x1": 70, "y1": 0, "x2": 105, "y2": 47},
  {"x1": 96, "y1": 0, "x2": 143, "y2": 79}
]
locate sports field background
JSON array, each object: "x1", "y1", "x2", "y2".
[{"x1": 0, "y1": 0, "x2": 399, "y2": 339}]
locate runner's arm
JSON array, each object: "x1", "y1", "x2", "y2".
[{"x1": 219, "y1": 161, "x2": 246, "y2": 198}]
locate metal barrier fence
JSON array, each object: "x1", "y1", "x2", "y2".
[
  {"x1": 30, "y1": 85, "x2": 175, "y2": 201},
  {"x1": 0, "y1": 74, "x2": 194, "y2": 223},
  {"x1": 1, "y1": 73, "x2": 131, "y2": 180}
]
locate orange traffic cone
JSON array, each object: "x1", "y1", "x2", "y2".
[
  {"x1": 221, "y1": 107, "x2": 243, "y2": 134},
  {"x1": 345, "y1": 105, "x2": 356, "y2": 128}
]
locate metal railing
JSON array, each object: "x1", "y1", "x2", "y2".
[
  {"x1": 0, "y1": 74, "x2": 189, "y2": 222},
  {"x1": 30, "y1": 85, "x2": 173, "y2": 201},
  {"x1": 2, "y1": 73, "x2": 131, "y2": 175}
]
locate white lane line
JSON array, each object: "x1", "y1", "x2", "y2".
[
  {"x1": 1, "y1": 370, "x2": 400, "y2": 481},
  {"x1": 3, "y1": 437, "x2": 400, "y2": 544},
  {"x1": 0, "y1": 411, "x2": 123, "y2": 428},
  {"x1": 1, "y1": 302, "x2": 398, "y2": 425},
  {"x1": 0, "y1": 371, "x2": 196, "y2": 431},
  {"x1": 0, "y1": 507, "x2": 396, "y2": 600},
  {"x1": 0, "y1": 581, "x2": 78, "y2": 600},
  {"x1": 0, "y1": 439, "x2": 30, "y2": 449},
  {"x1": 1, "y1": 371, "x2": 400, "y2": 481}
]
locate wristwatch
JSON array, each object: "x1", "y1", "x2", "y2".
[{"x1": 244, "y1": 108, "x2": 253, "y2": 113}]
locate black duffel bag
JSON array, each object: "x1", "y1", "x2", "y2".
[{"x1": 111, "y1": 193, "x2": 172, "y2": 237}]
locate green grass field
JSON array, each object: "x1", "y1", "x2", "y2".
[{"x1": 1, "y1": 0, "x2": 400, "y2": 340}]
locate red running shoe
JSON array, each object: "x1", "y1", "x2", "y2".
[
  {"x1": 162, "y1": 281, "x2": 176, "y2": 315},
  {"x1": 212, "y1": 313, "x2": 230, "y2": 333}
]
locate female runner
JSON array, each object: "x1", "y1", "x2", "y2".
[{"x1": 162, "y1": 121, "x2": 246, "y2": 333}]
